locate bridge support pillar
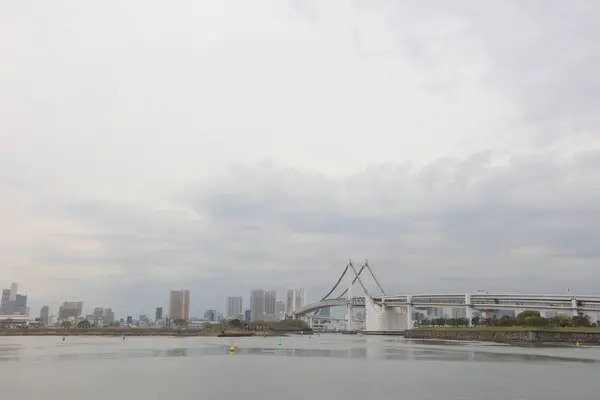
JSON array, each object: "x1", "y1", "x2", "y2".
[
  {"x1": 406, "y1": 295, "x2": 413, "y2": 329},
  {"x1": 364, "y1": 296, "x2": 408, "y2": 332},
  {"x1": 346, "y1": 259, "x2": 353, "y2": 331},
  {"x1": 571, "y1": 298, "x2": 579, "y2": 317},
  {"x1": 465, "y1": 294, "x2": 474, "y2": 326}
]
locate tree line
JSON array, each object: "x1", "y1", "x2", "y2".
[{"x1": 415, "y1": 310, "x2": 599, "y2": 328}]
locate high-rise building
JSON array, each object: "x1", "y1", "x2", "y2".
[
  {"x1": 9, "y1": 283, "x2": 17, "y2": 301},
  {"x1": 244, "y1": 309, "x2": 251, "y2": 322},
  {"x1": 0, "y1": 289, "x2": 10, "y2": 314},
  {"x1": 452, "y1": 308, "x2": 467, "y2": 319},
  {"x1": 169, "y1": 290, "x2": 190, "y2": 320},
  {"x1": 226, "y1": 296, "x2": 243, "y2": 319},
  {"x1": 155, "y1": 307, "x2": 163, "y2": 321},
  {"x1": 40, "y1": 306, "x2": 50, "y2": 325},
  {"x1": 1, "y1": 285, "x2": 27, "y2": 315},
  {"x1": 265, "y1": 290, "x2": 276, "y2": 315},
  {"x1": 58, "y1": 301, "x2": 83, "y2": 320},
  {"x1": 104, "y1": 308, "x2": 115, "y2": 325},
  {"x1": 286, "y1": 288, "x2": 305, "y2": 316},
  {"x1": 204, "y1": 309, "x2": 217, "y2": 321},
  {"x1": 250, "y1": 289, "x2": 266, "y2": 321},
  {"x1": 92, "y1": 307, "x2": 105, "y2": 326}
]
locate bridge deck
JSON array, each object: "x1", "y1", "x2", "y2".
[{"x1": 295, "y1": 293, "x2": 600, "y2": 316}]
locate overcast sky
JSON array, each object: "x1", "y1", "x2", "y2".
[{"x1": 2, "y1": 1, "x2": 599, "y2": 318}]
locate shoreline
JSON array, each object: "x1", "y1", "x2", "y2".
[
  {"x1": 405, "y1": 328, "x2": 600, "y2": 345},
  {"x1": 0, "y1": 329, "x2": 303, "y2": 337}
]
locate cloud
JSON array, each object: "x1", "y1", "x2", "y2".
[{"x1": 1, "y1": 0, "x2": 599, "y2": 317}]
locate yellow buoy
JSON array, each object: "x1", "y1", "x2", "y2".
[
  {"x1": 395, "y1": 339, "x2": 399, "y2": 342},
  {"x1": 229, "y1": 345, "x2": 235, "y2": 352},
  {"x1": 576, "y1": 342, "x2": 580, "y2": 348}
]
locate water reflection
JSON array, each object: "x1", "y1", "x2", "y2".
[
  {"x1": 0, "y1": 337, "x2": 599, "y2": 366},
  {"x1": 165, "y1": 348, "x2": 187, "y2": 357}
]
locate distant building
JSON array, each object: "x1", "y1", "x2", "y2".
[
  {"x1": 204, "y1": 309, "x2": 217, "y2": 321},
  {"x1": 427, "y1": 308, "x2": 444, "y2": 318},
  {"x1": 9, "y1": 283, "x2": 17, "y2": 301},
  {"x1": 90, "y1": 307, "x2": 114, "y2": 326},
  {"x1": 40, "y1": 306, "x2": 50, "y2": 325},
  {"x1": 250, "y1": 289, "x2": 266, "y2": 321},
  {"x1": 155, "y1": 307, "x2": 163, "y2": 321},
  {"x1": 92, "y1": 307, "x2": 104, "y2": 326},
  {"x1": 104, "y1": 308, "x2": 115, "y2": 325},
  {"x1": 226, "y1": 296, "x2": 243, "y2": 319},
  {"x1": 58, "y1": 301, "x2": 83, "y2": 321},
  {"x1": 452, "y1": 308, "x2": 467, "y2": 319},
  {"x1": 275, "y1": 301, "x2": 285, "y2": 320},
  {"x1": 169, "y1": 290, "x2": 190, "y2": 320},
  {"x1": 498, "y1": 310, "x2": 516, "y2": 318},
  {"x1": 265, "y1": 290, "x2": 276, "y2": 316},
  {"x1": 0, "y1": 289, "x2": 10, "y2": 314},
  {"x1": 286, "y1": 288, "x2": 305, "y2": 316},
  {"x1": 0, "y1": 284, "x2": 27, "y2": 315},
  {"x1": 244, "y1": 309, "x2": 251, "y2": 322}
]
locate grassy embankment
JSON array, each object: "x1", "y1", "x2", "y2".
[{"x1": 413, "y1": 326, "x2": 600, "y2": 332}]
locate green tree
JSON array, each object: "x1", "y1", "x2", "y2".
[
  {"x1": 61, "y1": 320, "x2": 72, "y2": 331},
  {"x1": 516, "y1": 310, "x2": 541, "y2": 326},
  {"x1": 229, "y1": 319, "x2": 243, "y2": 329},
  {"x1": 76, "y1": 320, "x2": 91, "y2": 329},
  {"x1": 173, "y1": 318, "x2": 188, "y2": 329}
]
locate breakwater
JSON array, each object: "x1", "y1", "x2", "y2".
[
  {"x1": 405, "y1": 329, "x2": 600, "y2": 344},
  {"x1": 0, "y1": 328, "x2": 296, "y2": 337}
]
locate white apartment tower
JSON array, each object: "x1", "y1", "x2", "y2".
[
  {"x1": 286, "y1": 287, "x2": 305, "y2": 316},
  {"x1": 226, "y1": 296, "x2": 243, "y2": 319}
]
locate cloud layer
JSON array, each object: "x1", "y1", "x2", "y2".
[{"x1": 1, "y1": 0, "x2": 599, "y2": 317}]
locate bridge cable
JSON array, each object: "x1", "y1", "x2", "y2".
[
  {"x1": 336, "y1": 264, "x2": 365, "y2": 299},
  {"x1": 348, "y1": 260, "x2": 373, "y2": 300},
  {"x1": 349, "y1": 260, "x2": 388, "y2": 316},
  {"x1": 320, "y1": 265, "x2": 349, "y2": 301},
  {"x1": 365, "y1": 260, "x2": 387, "y2": 296}
]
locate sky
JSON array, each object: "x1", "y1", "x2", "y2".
[{"x1": 1, "y1": 0, "x2": 600, "y2": 318}]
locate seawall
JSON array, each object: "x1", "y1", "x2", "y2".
[{"x1": 404, "y1": 329, "x2": 600, "y2": 344}]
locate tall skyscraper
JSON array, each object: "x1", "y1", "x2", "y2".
[
  {"x1": 1, "y1": 284, "x2": 26, "y2": 315},
  {"x1": 250, "y1": 289, "x2": 266, "y2": 321},
  {"x1": 58, "y1": 301, "x2": 83, "y2": 320},
  {"x1": 0, "y1": 289, "x2": 10, "y2": 314},
  {"x1": 40, "y1": 306, "x2": 50, "y2": 325},
  {"x1": 14, "y1": 294, "x2": 27, "y2": 315},
  {"x1": 286, "y1": 288, "x2": 305, "y2": 316},
  {"x1": 9, "y1": 283, "x2": 17, "y2": 301},
  {"x1": 169, "y1": 290, "x2": 190, "y2": 320},
  {"x1": 226, "y1": 296, "x2": 243, "y2": 319},
  {"x1": 265, "y1": 290, "x2": 276, "y2": 315},
  {"x1": 155, "y1": 307, "x2": 163, "y2": 321}
]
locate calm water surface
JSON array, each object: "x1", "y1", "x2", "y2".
[{"x1": 2, "y1": 334, "x2": 600, "y2": 399}]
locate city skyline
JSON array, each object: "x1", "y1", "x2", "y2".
[{"x1": 0, "y1": 280, "x2": 320, "y2": 319}]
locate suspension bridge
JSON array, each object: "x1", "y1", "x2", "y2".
[{"x1": 294, "y1": 259, "x2": 600, "y2": 333}]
